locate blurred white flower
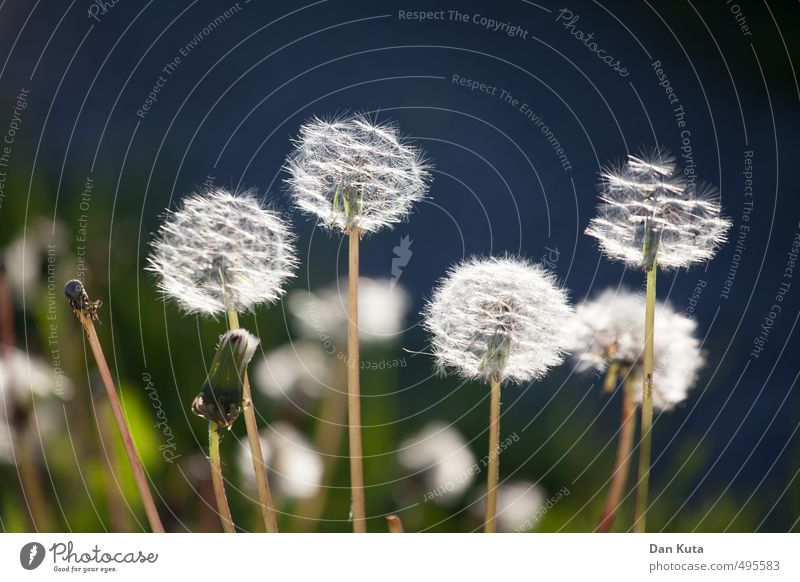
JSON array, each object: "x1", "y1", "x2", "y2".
[
  {"x1": 252, "y1": 340, "x2": 330, "y2": 402},
  {"x1": 398, "y1": 421, "x2": 476, "y2": 504},
  {"x1": 569, "y1": 288, "x2": 704, "y2": 410},
  {"x1": 470, "y1": 480, "x2": 546, "y2": 532},
  {"x1": 288, "y1": 277, "x2": 411, "y2": 345},
  {"x1": 236, "y1": 421, "x2": 323, "y2": 500},
  {"x1": 423, "y1": 257, "x2": 573, "y2": 384},
  {"x1": 3, "y1": 217, "x2": 66, "y2": 302},
  {"x1": 586, "y1": 148, "x2": 731, "y2": 269},
  {"x1": 0, "y1": 349, "x2": 71, "y2": 463},
  {"x1": 285, "y1": 115, "x2": 431, "y2": 234},
  {"x1": 495, "y1": 481, "x2": 546, "y2": 532},
  {"x1": 148, "y1": 188, "x2": 297, "y2": 315}
]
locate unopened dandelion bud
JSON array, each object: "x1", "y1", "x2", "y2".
[{"x1": 192, "y1": 329, "x2": 260, "y2": 429}]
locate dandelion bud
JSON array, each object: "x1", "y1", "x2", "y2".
[
  {"x1": 192, "y1": 329, "x2": 259, "y2": 428},
  {"x1": 586, "y1": 147, "x2": 731, "y2": 269},
  {"x1": 423, "y1": 257, "x2": 573, "y2": 384},
  {"x1": 148, "y1": 188, "x2": 297, "y2": 315},
  {"x1": 284, "y1": 115, "x2": 431, "y2": 234}
]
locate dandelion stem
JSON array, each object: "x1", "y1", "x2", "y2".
[
  {"x1": 485, "y1": 373, "x2": 501, "y2": 533},
  {"x1": 75, "y1": 309, "x2": 164, "y2": 533},
  {"x1": 225, "y1": 308, "x2": 279, "y2": 533},
  {"x1": 208, "y1": 422, "x2": 235, "y2": 533},
  {"x1": 347, "y1": 228, "x2": 367, "y2": 532},
  {"x1": 634, "y1": 263, "x2": 657, "y2": 533},
  {"x1": 386, "y1": 514, "x2": 404, "y2": 533},
  {"x1": 597, "y1": 370, "x2": 636, "y2": 532}
]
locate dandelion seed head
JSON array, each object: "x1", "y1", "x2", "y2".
[
  {"x1": 252, "y1": 340, "x2": 330, "y2": 402},
  {"x1": 586, "y1": 147, "x2": 731, "y2": 269},
  {"x1": 569, "y1": 288, "x2": 704, "y2": 410},
  {"x1": 423, "y1": 256, "x2": 573, "y2": 384},
  {"x1": 287, "y1": 277, "x2": 411, "y2": 344},
  {"x1": 470, "y1": 481, "x2": 546, "y2": 532},
  {"x1": 398, "y1": 421, "x2": 477, "y2": 505},
  {"x1": 148, "y1": 188, "x2": 297, "y2": 315},
  {"x1": 284, "y1": 115, "x2": 431, "y2": 234},
  {"x1": 236, "y1": 421, "x2": 323, "y2": 500}
]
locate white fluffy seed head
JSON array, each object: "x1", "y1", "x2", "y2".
[
  {"x1": 568, "y1": 288, "x2": 704, "y2": 410},
  {"x1": 148, "y1": 188, "x2": 297, "y2": 316},
  {"x1": 423, "y1": 256, "x2": 573, "y2": 384},
  {"x1": 284, "y1": 114, "x2": 431, "y2": 234},
  {"x1": 398, "y1": 421, "x2": 477, "y2": 505},
  {"x1": 287, "y1": 277, "x2": 411, "y2": 345},
  {"x1": 586, "y1": 148, "x2": 731, "y2": 269}
]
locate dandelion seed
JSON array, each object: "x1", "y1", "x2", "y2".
[
  {"x1": 586, "y1": 148, "x2": 731, "y2": 269},
  {"x1": 569, "y1": 289, "x2": 703, "y2": 411},
  {"x1": 148, "y1": 188, "x2": 297, "y2": 315},
  {"x1": 284, "y1": 114, "x2": 431, "y2": 234},
  {"x1": 423, "y1": 257, "x2": 573, "y2": 384}
]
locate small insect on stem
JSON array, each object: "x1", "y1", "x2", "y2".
[{"x1": 64, "y1": 279, "x2": 103, "y2": 321}]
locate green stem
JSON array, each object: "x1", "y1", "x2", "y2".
[
  {"x1": 208, "y1": 422, "x2": 235, "y2": 533},
  {"x1": 634, "y1": 264, "x2": 657, "y2": 532},
  {"x1": 225, "y1": 308, "x2": 279, "y2": 533},
  {"x1": 485, "y1": 374, "x2": 501, "y2": 533},
  {"x1": 597, "y1": 370, "x2": 636, "y2": 532}
]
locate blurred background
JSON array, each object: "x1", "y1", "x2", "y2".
[{"x1": 0, "y1": 0, "x2": 798, "y2": 533}]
